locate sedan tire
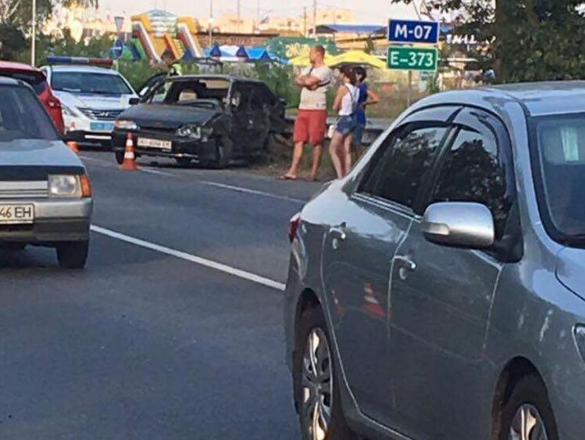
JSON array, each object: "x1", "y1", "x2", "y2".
[
  {"x1": 57, "y1": 240, "x2": 89, "y2": 269},
  {"x1": 294, "y1": 306, "x2": 358, "y2": 440},
  {"x1": 202, "y1": 138, "x2": 232, "y2": 169},
  {"x1": 175, "y1": 157, "x2": 193, "y2": 167},
  {"x1": 497, "y1": 374, "x2": 559, "y2": 440}
]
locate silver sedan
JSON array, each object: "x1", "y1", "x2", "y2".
[
  {"x1": 285, "y1": 82, "x2": 585, "y2": 440},
  {"x1": 0, "y1": 77, "x2": 92, "y2": 268}
]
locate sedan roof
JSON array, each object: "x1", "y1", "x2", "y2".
[
  {"x1": 492, "y1": 81, "x2": 585, "y2": 117},
  {"x1": 169, "y1": 74, "x2": 262, "y2": 84},
  {"x1": 0, "y1": 61, "x2": 39, "y2": 73},
  {"x1": 47, "y1": 65, "x2": 120, "y2": 75},
  {"x1": 417, "y1": 81, "x2": 585, "y2": 118}
]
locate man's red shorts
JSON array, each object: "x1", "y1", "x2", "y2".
[{"x1": 293, "y1": 109, "x2": 328, "y2": 146}]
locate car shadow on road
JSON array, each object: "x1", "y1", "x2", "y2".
[
  {"x1": 0, "y1": 248, "x2": 58, "y2": 270},
  {"x1": 142, "y1": 159, "x2": 249, "y2": 170}
]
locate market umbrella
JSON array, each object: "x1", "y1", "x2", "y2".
[
  {"x1": 209, "y1": 43, "x2": 222, "y2": 58},
  {"x1": 328, "y1": 50, "x2": 386, "y2": 68},
  {"x1": 259, "y1": 50, "x2": 273, "y2": 62},
  {"x1": 289, "y1": 53, "x2": 335, "y2": 67},
  {"x1": 235, "y1": 46, "x2": 249, "y2": 59}
]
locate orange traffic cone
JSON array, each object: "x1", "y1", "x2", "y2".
[
  {"x1": 120, "y1": 133, "x2": 138, "y2": 172},
  {"x1": 67, "y1": 141, "x2": 79, "y2": 154},
  {"x1": 363, "y1": 282, "x2": 386, "y2": 319}
]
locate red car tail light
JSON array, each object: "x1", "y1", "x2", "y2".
[
  {"x1": 47, "y1": 96, "x2": 62, "y2": 109},
  {"x1": 289, "y1": 213, "x2": 301, "y2": 243}
]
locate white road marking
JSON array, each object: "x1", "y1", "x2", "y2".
[
  {"x1": 82, "y1": 154, "x2": 307, "y2": 205},
  {"x1": 140, "y1": 168, "x2": 176, "y2": 178},
  {"x1": 196, "y1": 180, "x2": 306, "y2": 204},
  {"x1": 91, "y1": 225, "x2": 286, "y2": 292},
  {"x1": 82, "y1": 155, "x2": 113, "y2": 166}
]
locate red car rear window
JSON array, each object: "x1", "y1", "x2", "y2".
[
  {"x1": 0, "y1": 71, "x2": 48, "y2": 95},
  {"x1": 0, "y1": 85, "x2": 59, "y2": 141}
]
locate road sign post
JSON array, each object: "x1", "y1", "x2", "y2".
[
  {"x1": 388, "y1": 19, "x2": 439, "y2": 45},
  {"x1": 387, "y1": 46, "x2": 438, "y2": 71},
  {"x1": 111, "y1": 39, "x2": 124, "y2": 60},
  {"x1": 387, "y1": 18, "x2": 440, "y2": 107}
]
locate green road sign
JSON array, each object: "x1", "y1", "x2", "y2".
[{"x1": 387, "y1": 46, "x2": 438, "y2": 71}]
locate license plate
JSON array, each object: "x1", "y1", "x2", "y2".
[
  {"x1": 0, "y1": 204, "x2": 34, "y2": 224},
  {"x1": 137, "y1": 138, "x2": 172, "y2": 150},
  {"x1": 90, "y1": 122, "x2": 114, "y2": 132}
]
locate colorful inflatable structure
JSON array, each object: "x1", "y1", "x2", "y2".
[{"x1": 131, "y1": 10, "x2": 204, "y2": 62}]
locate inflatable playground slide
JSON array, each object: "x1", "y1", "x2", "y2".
[{"x1": 131, "y1": 14, "x2": 204, "y2": 62}]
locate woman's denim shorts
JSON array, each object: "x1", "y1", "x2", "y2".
[{"x1": 335, "y1": 115, "x2": 357, "y2": 136}]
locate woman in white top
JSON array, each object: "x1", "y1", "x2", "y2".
[{"x1": 329, "y1": 66, "x2": 359, "y2": 179}]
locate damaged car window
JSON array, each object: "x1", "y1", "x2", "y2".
[{"x1": 164, "y1": 80, "x2": 230, "y2": 108}]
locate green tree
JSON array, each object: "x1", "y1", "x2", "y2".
[
  {"x1": 0, "y1": 24, "x2": 25, "y2": 60},
  {"x1": 364, "y1": 36, "x2": 375, "y2": 54},
  {"x1": 0, "y1": 0, "x2": 98, "y2": 31},
  {"x1": 393, "y1": 0, "x2": 585, "y2": 83}
]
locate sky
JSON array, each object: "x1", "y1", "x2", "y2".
[{"x1": 99, "y1": 0, "x2": 419, "y2": 25}]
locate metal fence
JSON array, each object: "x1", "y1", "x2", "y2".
[{"x1": 284, "y1": 116, "x2": 392, "y2": 146}]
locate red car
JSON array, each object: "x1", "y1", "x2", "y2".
[{"x1": 0, "y1": 61, "x2": 65, "y2": 135}]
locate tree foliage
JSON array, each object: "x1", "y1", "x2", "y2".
[
  {"x1": 0, "y1": 0, "x2": 98, "y2": 30},
  {"x1": 0, "y1": 24, "x2": 25, "y2": 60},
  {"x1": 394, "y1": 0, "x2": 585, "y2": 83}
]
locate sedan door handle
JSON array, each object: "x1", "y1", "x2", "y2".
[
  {"x1": 329, "y1": 224, "x2": 347, "y2": 241},
  {"x1": 394, "y1": 255, "x2": 417, "y2": 272}
]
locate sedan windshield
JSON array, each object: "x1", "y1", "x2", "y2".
[
  {"x1": 0, "y1": 85, "x2": 58, "y2": 142},
  {"x1": 52, "y1": 72, "x2": 132, "y2": 95},
  {"x1": 163, "y1": 79, "x2": 230, "y2": 106},
  {"x1": 534, "y1": 115, "x2": 585, "y2": 240}
]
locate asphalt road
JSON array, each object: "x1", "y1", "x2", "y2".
[{"x1": 0, "y1": 152, "x2": 322, "y2": 440}]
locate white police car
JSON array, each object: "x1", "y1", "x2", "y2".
[{"x1": 42, "y1": 57, "x2": 139, "y2": 148}]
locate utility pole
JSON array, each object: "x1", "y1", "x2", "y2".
[
  {"x1": 237, "y1": 0, "x2": 241, "y2": 33},
  {"x1": 312, "y1": 0, "x2": 317, "y2": 39},
  {"x1": 209, "y1": 0, "x2": 214, "y2": 47},
  {"x1": 31, "y1": 0, "x2": 37, "y2": 66},
  {"x1": 256, "y1": 0, "x2": 260, "y2": 33},
  {"x1": 303, "y1": 7, "x2": 307, "y2": 37}
]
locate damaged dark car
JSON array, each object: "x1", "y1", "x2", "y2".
[{"x1": 111, "y1": 75, "x2": 286, "y2": 168}]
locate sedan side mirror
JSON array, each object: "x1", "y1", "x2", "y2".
[
  {"x1": 421, "y1": 202, "x2": 495, "y2": 249},
  {"x1": 129, "y1": 98, "x2": 141, "y2": 106}
]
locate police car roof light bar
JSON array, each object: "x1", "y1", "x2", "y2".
[{"x1": 46, "y1": 56, "x2": 114, "y2": 67}]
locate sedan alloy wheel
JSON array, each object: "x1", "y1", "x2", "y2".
[{"x1": 301, "y1": 327, "x2": 333, "y2": 440}]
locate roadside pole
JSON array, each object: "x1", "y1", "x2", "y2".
[
  {"x1": 209, "y1": 0, "x2": 214, "y2": 47},
  {"x1": 110, "y1": 38, "x2": 124, "y2": 71},
  {"x1": 407, "y1": 71, "x2": 412, "y2": 107},
  {"x1": 387, "y1": 19, "x2": 440, "y2": 108},
  {"x1": 312, "y1": 0, "x2": 317, "y2": 39},
  {"x1": 31, "y1": 0, "x2": 37, "y2": 66}
]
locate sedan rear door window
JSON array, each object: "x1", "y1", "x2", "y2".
[{"x1": 361, "y1": 126, "x2": 447, "y2": 209}]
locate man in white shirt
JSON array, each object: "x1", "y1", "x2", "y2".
[{"x1": 281, "y1": 45, "x2": 333, "y2": 181}]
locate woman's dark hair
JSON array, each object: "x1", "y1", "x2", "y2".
[
  {"x1": 355, "y1": 66, "x2": 367, "y2": 81},
  {"x1": 340, "y1": 66, "x2": 357, "y2": 85}
]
